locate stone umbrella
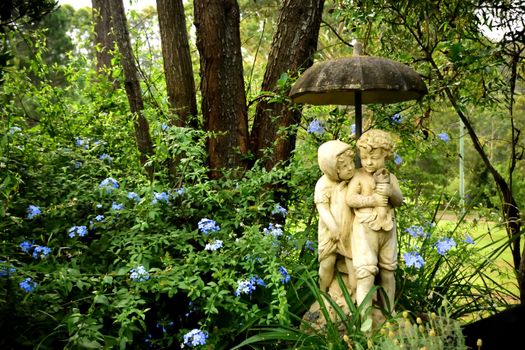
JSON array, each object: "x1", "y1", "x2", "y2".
[{"x1": 289, "y1": 44, "x2": 428, "y2": 139}]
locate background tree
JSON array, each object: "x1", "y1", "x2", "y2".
[
  {"x1": 92, "y1": 0, "x2": 116, "y2": 83},
  {"x1": 250, "y1": 0, "x2": 325, "y2": 170},
  {"x1": 108, "y1": 0, "x2": 154, "y2": 174},
  {"x1": 194, "y1": 0, "x2": 250, "y2": 178},
  {"x1": 156, "y1": 0, "x2": 197, "y2": 128}
]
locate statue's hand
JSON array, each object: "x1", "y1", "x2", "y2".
[
  {"x1": 372, "y1": 193, "x2": 388, "y2": 207},
  {"x1": 375, "y1": 183, "x2": 392, "y2": 197},
  {"x1": 329, "y1": 229, "x2": 340, "y2": 242}
]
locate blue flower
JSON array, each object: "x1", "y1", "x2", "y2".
[
  {"x1": 174, "y1": 188, "x2": 185, "y2": 196},
  {"x1": 404, "y1": 225, "x2": 427, "y2": 239},
  {"x1": 0, "y1": 261, "x2": 16, "y2": 277},
  {"x1": 263, "y1": 223, "x2": 283, "y2": 238},
  {"x1": 152, "y1": 191, "x2": 170, "y2": 204},
  {"x1": 9, "y1": 126, "x2": 21, "y2": 135},
  {"x1": 32, "y1": 246, "x2": 51, "y2": 259},
  {"x1": 305, "y1": 240, "x2": 316, "y2": 252},
  {"x1": 161, "y1": 123, "x2": 169, "y2": 131},
  {"x1": 351, "y1": 123, "x2": 356, "y2": 135},
  {"x1": 394, "y1": 154, "x2": 403, "y2": 165},
  {"x1": 403, "y1": 251, "x2": 425, "y2": 269},
  {"x1": 182, "y1": 329, "x2": 208, "y2": 347},
  {"x1": 307, "y1": 119, "x2": 325, "y2": 135},
  {"x1": 127, "y1": 192, "x2": 141, "y2": 202},
  {"x1": 435, "y1": 237, "x2": 456, "y2": 255},
  {"x1": 464, "y1": 234, "x2": 475, "y2": 245},
  {"x1": 111, "y1": 202, "x2": 124, "y2": 211},
  {"x1": 437, "y1": 132, "x2": 450, "y2": 142},
  {"x1": 26, "y1": 205, "x2": 41, "y2": 219},
  {"x1": 391, "y1": 113, "x2": 403, "y2": 124},
  {"x1": 235, "y1": 279, "x2": 256, "y2": 296},
  {"x1": 75, "y1": 137, "x2": 89, "y2": 149},
  {"x1": 99, "y1": 177, "x2": 119, "y2": 192},
  {"x1": 250, "y1": 275, "x2": 267, "y2": 287},
  {"x1": 99, "y1": 153, "x2": 113, "y2": 162},
  {"x1": 95, "y1": 215, "x2": 105, "y2": 222},
  {"x1": 198, "y1": 218, "x2": 220, "y2": 234},
  {"x1": 130, "y1": 265, "x2": 150, "y2": 282},
  {"x1": 68, "y1": 225, "x2": 88, "y2": 238},
  {"x1": 74, "y1": 160, "x2": 82, "y2": 169},
  {"x1": 279, "y1": 266, "x2": 290, "y2": 283},
  {"x1": 19, "y1": 277, "x2": 37, "y2": 292},
  {"x1": 271, "y1": 204, "x2": 287, "y2": 217},
  {"x1": 20, "y1": 240, "x2": 33, "y2": 253},
  {"x1": 204, "y1": 240, "x2": 223, "y2": 251}
]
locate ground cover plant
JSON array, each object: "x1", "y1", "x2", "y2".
[{"x1": 1, "y1": 1, "x2": 524, "y2": 349}]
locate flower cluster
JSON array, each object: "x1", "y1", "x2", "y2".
[
  {"x1": 271, "y1": 204, "x2": 287, "y2": 217},
  {"x1": 435, "y1": 237, "x2": 456, "y2": 255},
  {"x1": 305, "y1": 240, "x2": 316, "y2": 252},
  {"x1": 234, "y1": 276, "x2": 266, "y2": 296},
  {"x1": 75, "y1": 137, "x2": 89, "y2": 149},
  {"x1": 182, "y1": 329, "x2": 208, "y2": 347},
  {"x1": 111, "y1": 202, "x2": 124, "y2": 211},
  {"x1": 403, "y1": 251, "x2": 425, "y2": 269},
  {"x1": 279, "y1": 266, "x2": 290, "y2": 283},
  {"x1": 130, "y1": 265, "x2": 150, "y2": 282},
  {"x1": 307, "y1": 119, "x2": 325, "y2": 135},
  {"x1": 394, "y1": 154, "x2": 403, "y2": 165},
  {"x1": 32, "y1": 246, "x2": 52, "y2": 259},
  {"x1": 464, "y1": 234, "x2": 475, "y2": 244},
  {"x1": 391, "y1": 113, "x2": 403, "y2": 124},
  {"x1": 19, "y1": 277, "x2": 37, "y2": 292},
  {"x1": 26, "y1": 205, "x2": 41, "y2": 219},
  {"x1": 127, "y1": 192, "x2": 141, "y2": 202},
  {"x1": 99, "y1": 177, "x2": 119, "y2": 192},
  {"x1": 68, "y1": 225, "x2": 88, "y2": 238},
  {"x1": 94, "y1": 215, "x2": 104, "y2": 222},
  {"x1": 198, "y1": 218, "x2": 220, "y2": 234},
  {"x1": 153, "y1": 191, "x2": 170, "y2": 204},
  {"x1": 437, "y1": 132, "x2": 450, "y2": 142},
  {"x1": 0, "y1": 261, "x2": 16, "y2": 277},
  {"x1": 263, "y1": 223, "x2": 283, "y2": 238},
  {"x1": 99, "y1": 153, "x2": 113, "y2": 162},
  {"x1": 20, "y1": 240, "x2": 33, "y2": 253},
  {"x1": 405, "y1": 225, "x2": 428, "y2": 239},
  {"x1": 204, "y1": 240, "x2": 223, "y2": 251}
]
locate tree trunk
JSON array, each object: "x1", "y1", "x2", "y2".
[
  {"x1": 92, "y1": 0, "x2": 115, "y2": 81},
  {"x1": 194, "y1": 0, "x2": 249, "y2": 178},
  {"x1": 156, "y1": 0, "x2": 197, "y2": 128},
  {"x1": 108, "y1": 0, "x2": 154, "y2": 174},
  {"x1": 250, "y1": 0, "x2": 324, "y2": 170}
]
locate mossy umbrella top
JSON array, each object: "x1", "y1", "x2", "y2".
[{"x1": 289, "y1": 45, "x2": 428, "y2": 138}]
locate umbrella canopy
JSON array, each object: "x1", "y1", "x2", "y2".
[
  {"x1": 289, "y1": 55, "x2": 428, "y2": 106},
  {"x1": 289, "y1": 46, "x2": 427, "y2": 140}
]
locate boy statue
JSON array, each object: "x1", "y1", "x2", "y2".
[
  {"x1": 346, "y1": 129, "x2": 403, "y2": 317},
  {"x1": 315, "y1": 140, "x2": 356, "y2": 295}
]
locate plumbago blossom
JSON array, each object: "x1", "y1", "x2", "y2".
[
  {"x1": 404, "y1": 225, "x2": 428, "y2": 239},
  {"x1": 435, "y1": 237, "x2": 456, "y2": 255},
  {"x1": 263, "y1": 223, "x2": 283, "y2": 238},
  {"x1": 26, "y1": 205, "x2": 41, "y2": 219},
  {"x1": 130, "y1": 265, "x2": 150, "y2": 282},
  {"x1": 182, "y1": 329, "x2": 208, "y2": 347},
  {"x1": 234, "y1": 276, "x2": 266, "y2": 296},
  {"x1": 204, "y1": 240, "x2": 223, "y2": 251},
  {"x1": 19, "y1": 277, "x2": 37, "y2": 292},
  {"x1": 437, "y1": 132, "x2": 450, "y2": 142},
  {"x1": 68, "y1": 225, "x2": 88, "y2": 238},
  {"x1": 271, "y1": 203, "x2": 287, "y2": 217},
  {"x1": 99, "y1": 177, "x2": 119, "y2": 192},
  {"x1": 198, "y1": 218, "x2": 220, "y2": 234},
  {"x1": 20, "y1": 240, "x2": 33, "y2": 253},
  {"x1": 152, "y1": 191, "x2": 170, "y2": 204},
  {"x1": 403, "y1": 251, "x2": 425, "y2": 269},
  {"x1": 127, "y1": 191, "x2": 141, "y2": 202},
  {"x1": 394, "y1": 154, "x2": 403, "y2": 165},
  {"x1": 32, "y1": 246, "x2": 52, "y2": 259},
  {"x1": 307, "y1": 119, "x2": 325, "y2": 135},
  {"x1": 279, "y1": 266, "x2": 290, "y2": 283}
]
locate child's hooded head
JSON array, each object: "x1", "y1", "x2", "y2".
[{"x1": 318, "y1": 140, "x2": 354, "y2": 181}]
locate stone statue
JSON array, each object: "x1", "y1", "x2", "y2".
[
  {"x1": 315, "y1": 140, "x2": 356, "y2": 295},
  {"x1": 346, "y1": 129, "x2": 403, "y2": 318}
]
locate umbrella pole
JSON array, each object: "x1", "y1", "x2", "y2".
[{"x1": 355, "y1": 91, "x2": 362, "y2": 167}]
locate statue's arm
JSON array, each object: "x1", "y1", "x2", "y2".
[
  {"x1": 316, "y1": 202, "x2": 339, "y2": 238},
  {"x1": 346, "y1": 176, "x2": 383, "y2": 208},
  {"x1": 388, "y1": 174, "x2": 403, "y2": 207}
]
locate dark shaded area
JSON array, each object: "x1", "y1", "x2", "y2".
[{"x1": 462, "y1": 304, "x2": 525, "y2": 349}]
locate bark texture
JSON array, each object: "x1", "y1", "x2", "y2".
[
  {"x1": 92, "y1": 0, "x2": 115, "y2": 77},
  {"x1": 250, "y1": 0, "x2": 325, "y2": 170},
  {"x1": 108, "y1": 0, "x2": 154, "y2": 172},
  {"x1": 194, "y1": 0, "x2": 249, "y2": 178},
  {"x1": 156, "y1": 0, "x2": 197, "y2": 127}
]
